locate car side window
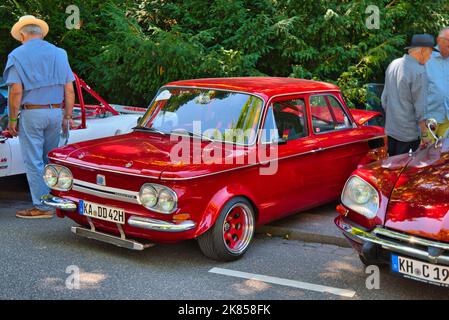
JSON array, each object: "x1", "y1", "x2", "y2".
[
  {"x1": 261, "y1": 98, "x2": 307, "y2": 143},
  {"x1": 310, "y1": 94, "x2": 352, "y2": 134}
]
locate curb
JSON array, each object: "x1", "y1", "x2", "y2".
[{"x1": 256, "y1": 225, "x2": 350, "y2": 248}]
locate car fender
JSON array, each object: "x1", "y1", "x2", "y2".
[{"x1": 194, "y1": 183, "x2": 259, "y2": 237}]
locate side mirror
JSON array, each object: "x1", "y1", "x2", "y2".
[{"x1": 276, "y1": 138, "x2": 288, "y2": 145}]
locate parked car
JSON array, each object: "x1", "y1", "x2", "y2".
[
  {"x1": 0, "y1": 74, "x2": 146, "y2": 177},
  {"x1": 335, "y1": 122, "x2": 449, "y2": 287},
  {"x1": 41, "y1": 77, "x2": 385, "y2": 261}
]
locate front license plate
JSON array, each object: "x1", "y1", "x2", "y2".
[
  {"x1": 391, "y1": 254, "x2": 449, "y2": 287},
  {"x1": 79, "y1": 200, "x2": 125, "y2": 224}
]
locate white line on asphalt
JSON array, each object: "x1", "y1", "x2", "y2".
[{"x1": 208, "y1": 267, "x2": 356, "y2": 298}]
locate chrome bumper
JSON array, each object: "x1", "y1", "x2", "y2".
[
  {"x1": 337, "y1": 217, "x2": 449, "y2": 265},
  {"x1": 41, "y1": 195, "x2": 77, "y2": 211},
  {"x1": 127, "y1": 216, "x2": 196, "y2": 232},
  {"x1": 41, "y1": 195, "x2": 196, "y2": 233}
]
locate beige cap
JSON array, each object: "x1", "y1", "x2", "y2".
[{"x1": 11, "y1": 15, "x2": 49, "y2": 41}]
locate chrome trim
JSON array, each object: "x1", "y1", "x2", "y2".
[
  {"x1": 41, "y1": 195, "x2": 77, "y2": 211},
  {"x1": 339, "y1": 219, "x2": 449, "y2": 265},
  {"x1": 128, "y1": 216, "x2": 196, "y2": 232},
  {"x1": 44, "y1": 164, "x2": 73, "y2": 191},
  {"x1": 72, "y1": 179, "x2": 139, "y2": 205},
  {"x1": 268, "y1": 89, "x2": 341, "y2": 100},
  {"x1": 138, "y1": 183, "x2": 178, "y2": 214},
  {"x1": 373, "y1": 228, "x2": 449, "y2": 251},
  {"x1": 71, "y1": 226, "x2": 153, "y2": 250},
  {"x1": 50, "y1": 134, "x2": 386, "y2": 182},
  {"x1": 48, "y1": 158, "x2": 161, "y2": 180}
]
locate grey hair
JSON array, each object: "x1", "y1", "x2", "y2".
[
  {"x1": 20, "y1": 24, "x2": 43, "y2": 36},
  {"x1": 439, "y1": 27, "x2": 449, "y2": 37},
  {"x1": 408, "y1": 47, "x2": 421, "y2": 54}
]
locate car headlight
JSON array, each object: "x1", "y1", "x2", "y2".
[
  {"x1": 138, "y1": 183, "x2": 177, "y2": 214},
  {"x1": 158, "y1": 189, "x2": 176, "y2": 212},
  {"x1": 58, "y1": 167, "x2": 73, "y2": 190},
  {"x1": 43, "y1": 165, "x2": 73, "y2": 191},
  {"x1": 43, "y1": 166, "x2": 58, "y2": 187},
  {"x1": 341, "y1": 175, "x2": 379, "y2": 219},
  {"x1": 139, "y1": 184, "x2": 158, "y2": 209}
]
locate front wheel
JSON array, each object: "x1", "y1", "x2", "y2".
[{"x1": 198, "y1": 197, "x2": 255, "y2": 261}]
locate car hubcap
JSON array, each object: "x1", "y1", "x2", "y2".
[{"x1": 222, "y1": 203, "x2": 254, "y2": 254}]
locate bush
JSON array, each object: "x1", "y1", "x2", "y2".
[{"x1": 1, "y1": 0, "x2": 448, "y2": 107}]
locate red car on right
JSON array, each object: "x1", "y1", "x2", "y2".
[{"x1": 335, "y1": 126, "x2": 449, "y2": 287}]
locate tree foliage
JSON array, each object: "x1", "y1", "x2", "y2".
[{"x1": 1, "y1": 0, "x2": 448, "y2": 107}]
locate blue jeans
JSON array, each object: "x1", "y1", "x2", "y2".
[{"x1": 19, "y1": 108, "x2": 62, "y2": 210}]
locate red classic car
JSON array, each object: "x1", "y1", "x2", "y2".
[
  {"x1": 41, "y1": 77, "x2": 385, "y2": 261},
  {"x1": 335, "y1": 130, "x2": 449, "y2": 287}
]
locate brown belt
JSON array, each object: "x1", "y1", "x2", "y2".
[{"x1": 23, "y1": 104, "x2": 62, "y2": 110}]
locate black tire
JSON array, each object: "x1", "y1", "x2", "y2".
[{"x1": 198, "y1": 197, "x2": 256, "y2": 261}]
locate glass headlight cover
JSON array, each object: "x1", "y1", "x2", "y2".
[
  {"x1": 43, "y1": 165, "x2": 73, "y2": 191},
  {"x1": 341, "y1": 175, "x2": 379, "y2": 219},
  {"x1": 139, "y1": 184, "x2": 158, "y2": 208},
  {"x1": 57, "y1": 167, "x2": 73, "y2": 190},
  {"x1": 139, "y1": 183, "x2": 177, "y2": 214},
  {"x1": 158, "y1": 189, "x2": 176, "y2": 212},
  {"x1": 43, "y1": 166, "x2": 58, "y2": 187}
]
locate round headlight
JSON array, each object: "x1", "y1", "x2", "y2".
[
  {"x1": 348, "y1": 183, "x2": 372, "y2": 204},
  {"x1": 140, "y1": 185, "x2": 158, "y2": 208},
  {"x1": 43, "y1": 166, "x2": 58, "y2": 187},
  {"x1": 158, "y1": 189, "x2": 176, "y2": 212},
  {"x1": 57, "y1": 167, "x2": 73, "y2": 190},
  {"x1": 342, "y1": 175, "x2": 379, "y2": 219}
]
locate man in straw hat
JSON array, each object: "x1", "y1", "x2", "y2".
[
  {"x1": 3, "y1": 15, "x2": 75, "y2": 219},
  {"x1": 381, "y1": 34, "x2": 438, "y2": 156}
]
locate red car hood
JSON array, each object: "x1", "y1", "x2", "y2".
[
  {"x1": 49, "y1": 132, "x2": 251, "y2": 180},
  {"x1": 385, "y1": 141, "x2": 449, "y2": 242}
]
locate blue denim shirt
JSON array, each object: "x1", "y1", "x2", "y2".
[
  {"x1": 425, "y1": 51, "x2": 449, "y2": 123},
  {"x1": 3, "y1": 38, "x2": 75, "y2": 105}
]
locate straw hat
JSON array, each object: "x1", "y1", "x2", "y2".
[{"x1": 11, "y1": 15, "x2": 49, "y2": 41}]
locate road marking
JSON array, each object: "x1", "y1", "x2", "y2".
[{"x1": 209, "y1": 267, "x2": 356, "y2": 298}]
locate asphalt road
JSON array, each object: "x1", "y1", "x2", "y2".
[{"x1": 0, "y1": 176, "x2": 448, "y2": 300}]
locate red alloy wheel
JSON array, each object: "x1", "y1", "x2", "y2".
[{"x1": 222, "y1": 203, "x2": 254, "y2": 254}]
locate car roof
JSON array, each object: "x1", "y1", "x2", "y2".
[{"x1": 165, "y1": 77, "x2": 340, "y2": 99}]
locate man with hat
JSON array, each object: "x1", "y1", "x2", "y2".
[
  {"x1": 422, "y1": 27, "x2": 449, "y2": 144},
  {"x1": 3, "y1": 15, "x2": 75, "y2": 218},
  {"x1": 381, "y1": 34, "x2": 438, "y2": 156}
]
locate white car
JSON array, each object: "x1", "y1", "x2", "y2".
[{"x1": 0, "y1": 74, "x2": 146, "y2": 177}]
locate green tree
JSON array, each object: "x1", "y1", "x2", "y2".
[{"x1": 1, "y1": 0, "x2": 448, "y2": 107}]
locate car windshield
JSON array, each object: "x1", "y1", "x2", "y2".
[{"x1": 139, "y1": 87, "x2": 263, "y2": 145}]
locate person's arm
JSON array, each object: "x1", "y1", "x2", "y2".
[
  {"x1": 411, "y1": 70, "x2": 429, "y2": 145},
  {"x1": 411, "y1": 71, "x2": 427, "y2": 123},
  {"x1": 4, "y1": 63, "x2": 23, "y2": 136},
  {"x1": 8, "y1": 83, "x2": 22, "y2": 136},
  {"x1": 63, "y1": 81, "x2": 75, "y2": 119}
]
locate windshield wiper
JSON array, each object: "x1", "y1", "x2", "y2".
[
  {"x1": 133, "y1": 126, "x2": 167, "y2": 135},
  {"x1": 170, "y1": 128, "x2": 213, "y2": 142}
]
